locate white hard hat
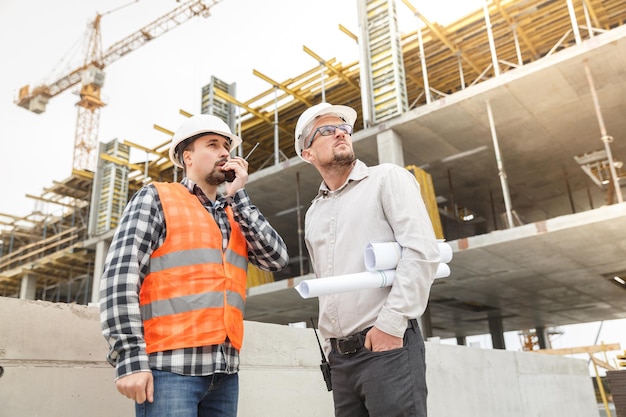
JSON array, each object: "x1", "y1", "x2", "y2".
[
  {"x1": 294, "y1": 102, "x2": 357, "y2": 162},
  {"x1": 169, "y1": 114, "x2": 242, "y2": 168}
]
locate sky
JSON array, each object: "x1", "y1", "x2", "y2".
[
  {"x1": 1, "y1": 0, "x2": 624, "y2": 376},
  {"x1": 0, "y1": 0, "x2": 483, "y2": 218}
]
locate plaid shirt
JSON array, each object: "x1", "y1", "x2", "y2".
[{"x1": 100, "y1": 178, "x2": 289, "y2": 380}]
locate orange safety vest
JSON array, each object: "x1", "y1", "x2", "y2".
[{"x1": 140, "y1": 182, "x2": 248, "y2": 353}]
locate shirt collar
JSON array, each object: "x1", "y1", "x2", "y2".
[
  {"x1": 180, "y1": 177, "x2": 227, "y2": 208},
  {"x1": 316, "y1": 159, "x2": 368, "y2": 197}
]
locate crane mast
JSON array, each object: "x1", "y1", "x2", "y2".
[{"x1": 15, "y1": 0, "x2": 220, "y2": 172}]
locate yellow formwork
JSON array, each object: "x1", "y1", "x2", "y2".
[
  {"x1": 406, "y1": 165, "x2": 444, "y2": 240},
  {"x1": 247, "y1": 263, "x2": 275, "y2": 288}
]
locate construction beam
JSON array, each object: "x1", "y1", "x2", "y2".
[
  {"x1": 590, "y1": 355, "x2": 616, "y2": 371},
  {"x1": 212, "y1": 88, "x2": 292, "y2": 138},
  {"x1": 0, "y1": 229, "x2": 35, "y2": 239},
  {"x1": 536, "y1": 343, "x2": 621, "y2": 355},
  {"x1": 400, "y1": 0, "x2": 482, "y2": 75},
  {"x1": 153, "y1": 124, "x2": 174, "y2": 137},
  {"x1": 123, "y1": 139, "x2": 166, "y2": 157},
  {"x1": 253, "y1": 69, "x2": 312, "y2": 107},
  {"x1": 71, "y1": 169, "x2": 94, "y2": 180},
  {"x1": 99, "y1": 154, "x2": 145, "y2": 172},
  {"x1": 338, "y1": 24, "x2": 358, "y2": 42},
  {"x1": 243, "y1": 58, "x2": 338, "y2": 109},
  {"x1": 0, "y1": 213, "x2": 26, "y2": 221},
  {"x1": 25, "y1": 194, "x2": 78, "y2": 209},
  {"x1": 494, "y1": 0, "x2": 538, "y2": 57},
  {"x1": 303, "y1": 46, "x2": 361, "y2": 92},
  {"x1": 179, "y1": 109, "x2": 193, "y2": 118}
]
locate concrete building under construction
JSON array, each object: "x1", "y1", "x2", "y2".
[
  {"x1": 2, "y1": 0, "x2": 626, "y2": 403},
  {"x1": 3, "y1": 0, "x2": 626, "y2": 415}
]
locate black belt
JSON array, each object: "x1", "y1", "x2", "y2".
[{"x1": 330, "y1": 319, "x2": 418, "y2": 355}]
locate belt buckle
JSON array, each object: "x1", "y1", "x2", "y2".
[{"x1": 336, "y1": 335, "x2": 359, "y2": 355}]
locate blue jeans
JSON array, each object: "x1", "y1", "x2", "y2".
[{"x1": 136, "y1": 370, "x2": 238, "y2": 417}]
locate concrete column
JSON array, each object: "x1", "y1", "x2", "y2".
[
  {"x1": 488, "y1": 311, "x2": 506, "y2": 350},
  {"x1": 356, "y1": 0, "x2": 373, "y2": 128},
  {"x1": 419, "y1": 306, "x2": 433, "y2": 339},
  {"x1": 535, "y1": 326, "x2": 550, "y2": 349},
  {"x1": 90, "y1": 240, "x2": 108, "y2": 304},
  {"x1": 456, "y1": 336, "x2": 467, "y2": 346},
  {"x1": 19, "y1": 274, "x2": 37, "y2": 300},
  {"x1": 376, "y1": 129, "x2": 405, "y2": 166}
]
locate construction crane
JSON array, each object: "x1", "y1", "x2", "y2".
[{"x1": 15, "y1": 0, "x2": 221, "y2": 172}]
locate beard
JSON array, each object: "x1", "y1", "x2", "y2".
[
  {"x1": 205, "y1": 170, "x2": 225, "y2": 186},
  {"x1": 205, "y1": 160, "x2": 228, "y2": 185},
  {"x1": 329, "y1": 147, "x2": 356, "y2": 167}
]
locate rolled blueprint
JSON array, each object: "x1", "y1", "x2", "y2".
[
  {"x1": 294, "y1": 264, "x2": 451, "y2": 299},
  {"x1": 435, "y1": 263, "x2": 450, "y2": 279},
  {"x1": 364, "y1": 241, "x2": 452, "y2": 271},
  {"x1": 295, "y1": 270, "x2": 396, "y2": 299}
]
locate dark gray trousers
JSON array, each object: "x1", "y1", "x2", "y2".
[{"x1": 328, "y1": 323, "x2": 427, "y2": 417}]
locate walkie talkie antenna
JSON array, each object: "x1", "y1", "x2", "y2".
[
  {"x1": 310, "y1": 317, "x2": 332, "y2": 391},
  {"x1": 310, "y1": 318, "x2": 326, "y2": 358}
]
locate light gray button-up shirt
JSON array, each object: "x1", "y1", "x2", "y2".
[{"x1": 305, "y1": 160, "x2": 440, "y2": 340}]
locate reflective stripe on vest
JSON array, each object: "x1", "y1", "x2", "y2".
[
  {"x1": 140, "y1": 182, "x2": 248, "y2": 353},
  {"x1": 148, "y1": 247, "x2": 249, "y2": 275},
  {"x1": 140, "y1": 290, "x2": 245, "y2": 321},
  {"x1": 225, "y1": 248, "x2": 249, "y2": 271},
  {"x1": 148, "y1": 248, "x2": 223, "y2": 274}
]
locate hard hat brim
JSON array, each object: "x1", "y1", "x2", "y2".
[
  {"x1": 169, "y1": 128, "x2": 243, "y2": 168},
  {"x1": 294, "y1": 104, "x2": 357, "y2": 162}
]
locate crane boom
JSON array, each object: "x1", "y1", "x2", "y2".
[
  {"x1": 102, "y1": 1, "x2": 214, "y2": 67},
  {"x1": 15, "y1": 0, "x2": 221, "y2": 171}
]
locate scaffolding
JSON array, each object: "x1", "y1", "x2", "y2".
[
  {"x1": 92, "y1": 140, "x2": 130, "y2": 236},
  {"x1": 1, "y1": 0, "x2": 625, "y2": 301}
]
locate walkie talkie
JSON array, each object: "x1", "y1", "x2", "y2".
[
  {"x1": 310, "y1": 317, "x2": 332, "y2": 391},
  {"x1": 225, "y1": 142, "x2": 260, "y2": 182}
]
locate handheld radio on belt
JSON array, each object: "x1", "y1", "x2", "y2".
[{"x1": 310, "y1": 317, "x2": 332, "y2": 391}]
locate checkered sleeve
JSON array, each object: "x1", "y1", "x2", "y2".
[
  {"x1": 99, "y1": 185, "x2": 163, "y2": 380},
  {"x1": 229, "y1": 189, "x2": 289, "y2": 272}
]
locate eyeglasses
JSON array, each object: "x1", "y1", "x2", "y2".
[{"x1": 305, "y1": 124, "x2": 353, "y2": 149}]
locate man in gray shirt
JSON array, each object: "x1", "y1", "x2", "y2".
[{"x1": 294, "y1": 102, "x2": 440, "y2": 417}]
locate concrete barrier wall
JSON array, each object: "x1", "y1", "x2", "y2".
[{"x1": 0, "y1": 298, "x2": 599, "y2": 417}]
